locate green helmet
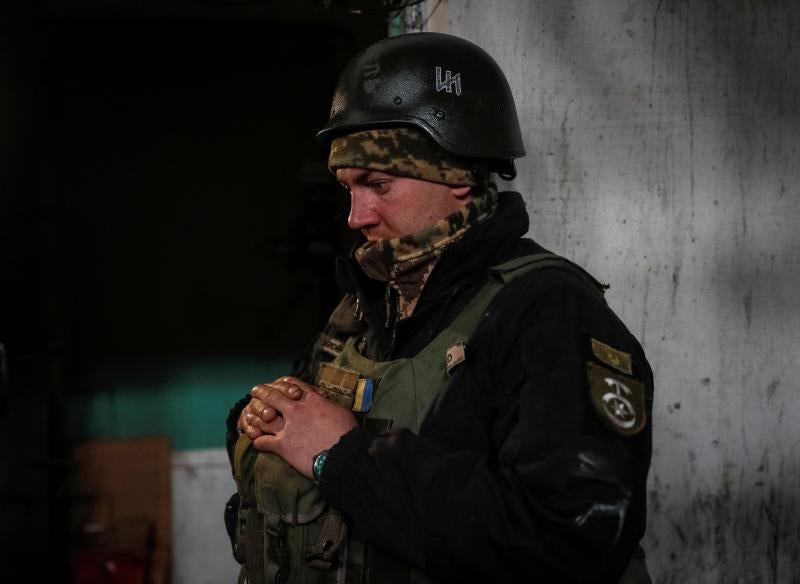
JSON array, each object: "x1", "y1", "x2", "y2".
[{"x1": 317, "y1": 32, "x2": 525, "y2": 178}]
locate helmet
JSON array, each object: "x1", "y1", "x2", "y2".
[{"x1": 317, "y1": 32, "x2": 525, "y2": 178}]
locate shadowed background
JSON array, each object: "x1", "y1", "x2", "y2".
[{"x1": 1, "y1": 1, "x2": 380, "y2": 581}]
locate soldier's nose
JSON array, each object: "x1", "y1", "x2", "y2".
[{"x1": 347, "y1": 192, "x2": 379, "y2": 231}]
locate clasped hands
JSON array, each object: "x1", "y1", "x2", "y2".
[{"x1": 238, "y1": 377, "x2": 357, "y2": 478}]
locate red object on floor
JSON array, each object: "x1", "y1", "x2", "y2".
[{"x1": 71, "y1": 550, "x2": 146, "y2": 584}]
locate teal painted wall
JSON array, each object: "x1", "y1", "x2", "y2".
[{"x1": 68, "y1": 359, "x2": 293, "y2": 451}]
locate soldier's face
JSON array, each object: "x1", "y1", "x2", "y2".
[{"x1": 336, "y1": 167, "x2": 472, "y2": 241}]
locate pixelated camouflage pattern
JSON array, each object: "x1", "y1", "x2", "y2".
[
  {"x1": 328, "y1": 127, "x2": 480, "y2": 186},
  {"x1": 356, "y1": 185, "x2": 498, "y2": 319}
]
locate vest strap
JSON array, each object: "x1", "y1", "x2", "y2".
[
  {"x1": 490, "y1": 252, "x2": 608, "y2": 296},
  {"x1": 444, "y1": 253, "x2": 606, "y2": 342},
  {"x1": 261, "y1": 486, "x2": 289, "y2": 583}
]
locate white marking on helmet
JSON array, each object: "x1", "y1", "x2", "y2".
[{"x1": 435, "y1": 66, "x2": 462, "y2": 96}]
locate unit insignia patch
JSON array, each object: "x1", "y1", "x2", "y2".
[{"x1": 586, "y1": 362, "x2": 646, "y2": 436}]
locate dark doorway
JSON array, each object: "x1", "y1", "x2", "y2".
[{"x1": 0, "y1": 2, "x2": 386, "y2": 579}]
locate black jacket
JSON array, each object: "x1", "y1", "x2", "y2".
[{"x1": 314, "y1": 191, "x2": 653, "y2": 583}]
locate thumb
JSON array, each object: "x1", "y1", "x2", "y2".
[{"x1": 252, "y1": 434, "x2": 281, "y2": 455}]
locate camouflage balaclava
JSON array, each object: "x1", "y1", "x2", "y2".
[
  {"x1": 328, "y1": 127, "x2": 483, "y2": 186},
  {"x1": 329, "y1": 127, "x2": 498, "y2": 320}
]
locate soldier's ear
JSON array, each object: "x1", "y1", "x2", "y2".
[{"x1": 451, "y1": 185, "x2": 472, "y2": 201}]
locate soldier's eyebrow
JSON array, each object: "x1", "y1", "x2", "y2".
[
  {"x1": 352, "y1": 170, "x2": 391, "y2": 185},
  {"x1": 336, "y1": 169, "x2": 393, "y2": 190}
]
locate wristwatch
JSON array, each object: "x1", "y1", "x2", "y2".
[{"x1": 312, "y1": 450, "x2": 329, "y2": 483}]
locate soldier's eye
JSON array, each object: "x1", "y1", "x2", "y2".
[{"x1": 370, "y1": 181, "x2": 390, "y2": 194}]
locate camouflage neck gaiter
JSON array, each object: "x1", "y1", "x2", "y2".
[{"x1": 355, "y1": 185, "x2": 498, "y2": 320}]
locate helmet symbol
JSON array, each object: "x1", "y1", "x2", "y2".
[
  {"x1": 435, "y1": 66, "x2": 462, "y2": 96},
  {"x1": 362, "y1": 62, "x2": 381, "y2": 94}
]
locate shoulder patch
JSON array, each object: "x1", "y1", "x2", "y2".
[
  {"x1": 586, "y1": 362, "x2": 646, "y2": 436},
  {"x1": 590, "y1": 338, "x2": 633, "y2": 375}
]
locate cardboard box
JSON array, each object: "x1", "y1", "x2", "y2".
[{"x1": 71, "y1": 437, "x2": 171, "y2": 584}]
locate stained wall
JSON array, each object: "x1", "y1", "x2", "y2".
[{"x1": 417, "y1": 1, "x2": 800, "y2": 581}]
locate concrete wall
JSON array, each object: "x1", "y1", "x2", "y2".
[
  {"x1": 411, "y1": 1, "x2": 800, "y2": 582},
  {"x1": 172, "y1": 449, "x2": 239, "y2": 584}
]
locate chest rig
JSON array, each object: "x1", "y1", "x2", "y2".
[{"x1": 231, "y1": 254, "x2": 613, "y2": 584}]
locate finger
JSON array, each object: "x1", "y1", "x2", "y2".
[
  {"x1": 252, "y1": 412, "x2": 285, "y2": 435},
  {"x1": 238, "y1": 408, "x2": 255, "y2": 435},
  {"x1": 285, "y1": 384, "x2": 303, "y2": 400},
  {"x1": 247, "y1": 397, "x2": 265, "y2": 414},
  {"x1": 238, "y1": 408, "x2": 249, "y2": 433},
  {"x1": 250, "y1": 378, "x2": 303, "y2": 400},
  {"x1": 276, "y1": 376, "x2": 317, "y2": 398},
  {"x1": 248, "y1": 397, "x2": 280, "y2": 423},
  {"x1": 251, "y1": 384, "x2": 296, "y2": 412},
  {"x1": 242, "y1": 416, "x2": 264, "y2": 439},
  {"x1": 267, "y1": 379, "x2": 305, "y2": 400},
  {"x1": 258, "y1": 405, "x2": 280, "y2": 423}
]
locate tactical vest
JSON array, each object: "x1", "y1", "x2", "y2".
[{"x1": 230, "y1": 254, "x2": 651, "y2": 584}]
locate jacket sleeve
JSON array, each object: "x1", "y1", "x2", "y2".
[{"x1": 319, "y1": 270, "x2": 653, "y2": 584}]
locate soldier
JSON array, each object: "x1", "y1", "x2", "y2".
[{"x1": 225, "y1": 33, "x2": 653, "y2": 584}]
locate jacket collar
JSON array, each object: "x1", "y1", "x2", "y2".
[{"x1": 335, "y1": 191, "x2": 533, "y2": 335}]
